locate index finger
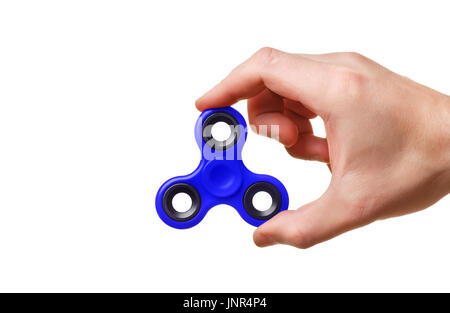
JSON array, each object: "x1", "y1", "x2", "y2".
[{"x1": 195, "y1": 47, "x2": 335, "y2": 114}]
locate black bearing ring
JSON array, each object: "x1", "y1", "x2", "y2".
[
  {"x1": 162, "y1": 183, "x2": 201, "y2": 222},
  {"x1": 202, "y1": 111, "x2": 240, "y2": 151},
  {"x1": 243, "y1": 182, "x2": 282, "y2": 220}
]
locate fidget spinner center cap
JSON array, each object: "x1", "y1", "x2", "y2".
[{"x1": 202, "y1": 160, "x2": 242, "y2": 197}]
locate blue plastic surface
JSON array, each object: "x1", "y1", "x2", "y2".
[{"x1": 155, "y1": 107, "x2": 289, "y2": 229}]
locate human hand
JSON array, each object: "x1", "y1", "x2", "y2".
[{"x1": 196, "y1": 48, "x2": 450, "y2": 249}]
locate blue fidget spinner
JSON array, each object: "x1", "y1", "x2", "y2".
[{"x1": 156, "y1": 107, "x2": 289, "y2": 229}]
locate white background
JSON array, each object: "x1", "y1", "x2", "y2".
[{"x1": 0, "y1": 1, "x2": 449, "y2": 292}]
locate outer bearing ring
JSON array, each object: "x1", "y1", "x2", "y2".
[
  {"x1": 162, "y1": 183, "x2": 201, "y2": 222},
  {"x1": 202, "y1": 112, "x2": 240, "y2": 151},
  {"x1": 243, "y1": 182, "x2": 282, "y2": 220}
]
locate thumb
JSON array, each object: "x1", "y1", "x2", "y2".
[{"x1": 253, "y1": 189, "x2": 374, "y2": 248}]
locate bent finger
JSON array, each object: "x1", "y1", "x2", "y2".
[
  {"x1": 247, "y1": 89, "x2": 298, "y2": 147},
  {"x1": 196, "y1": 47, "x2": 336, "y2": 115}
]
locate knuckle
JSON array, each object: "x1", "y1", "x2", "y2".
[
  {"x1": 337, "y1": 68, "x2": 365, "y2": 87},
  {"x1": 285, "y1": 147, "x2": 298, "y2": 158},
  {"x1": 253, "y1": 47, "x2": 281, "y2": 66},
  {"x1": 333, "y1": 67, "x2": 367, "y2": 99},
  {"x1": 345, "y1": 203, "x2": 367, "y2": 225},
  {"x1": 343, "y1": 51, "x2": 368, "y2": 64},
  {"x1": 344, "y1": 194, "x2": 376, "y2": 225},
  {"x1": 289, "y1": 226, "x2": 313, "y2": 249}
]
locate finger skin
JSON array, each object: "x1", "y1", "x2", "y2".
[
  {"x1": 250, "y1": 112, "x2": 298, "y2": 147},
  {"x1": 247, "y1": 89, "x2": 298, "y2": 147},
  {"x1": 286, "y1": 134, "x2": 329, "y2": 163},
  {"x1": 283, "y1": 98, "x2": 317, "y2": 119},
  {"x1": 284, "y1": 109, "x2": 329, "y2": 162}
]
